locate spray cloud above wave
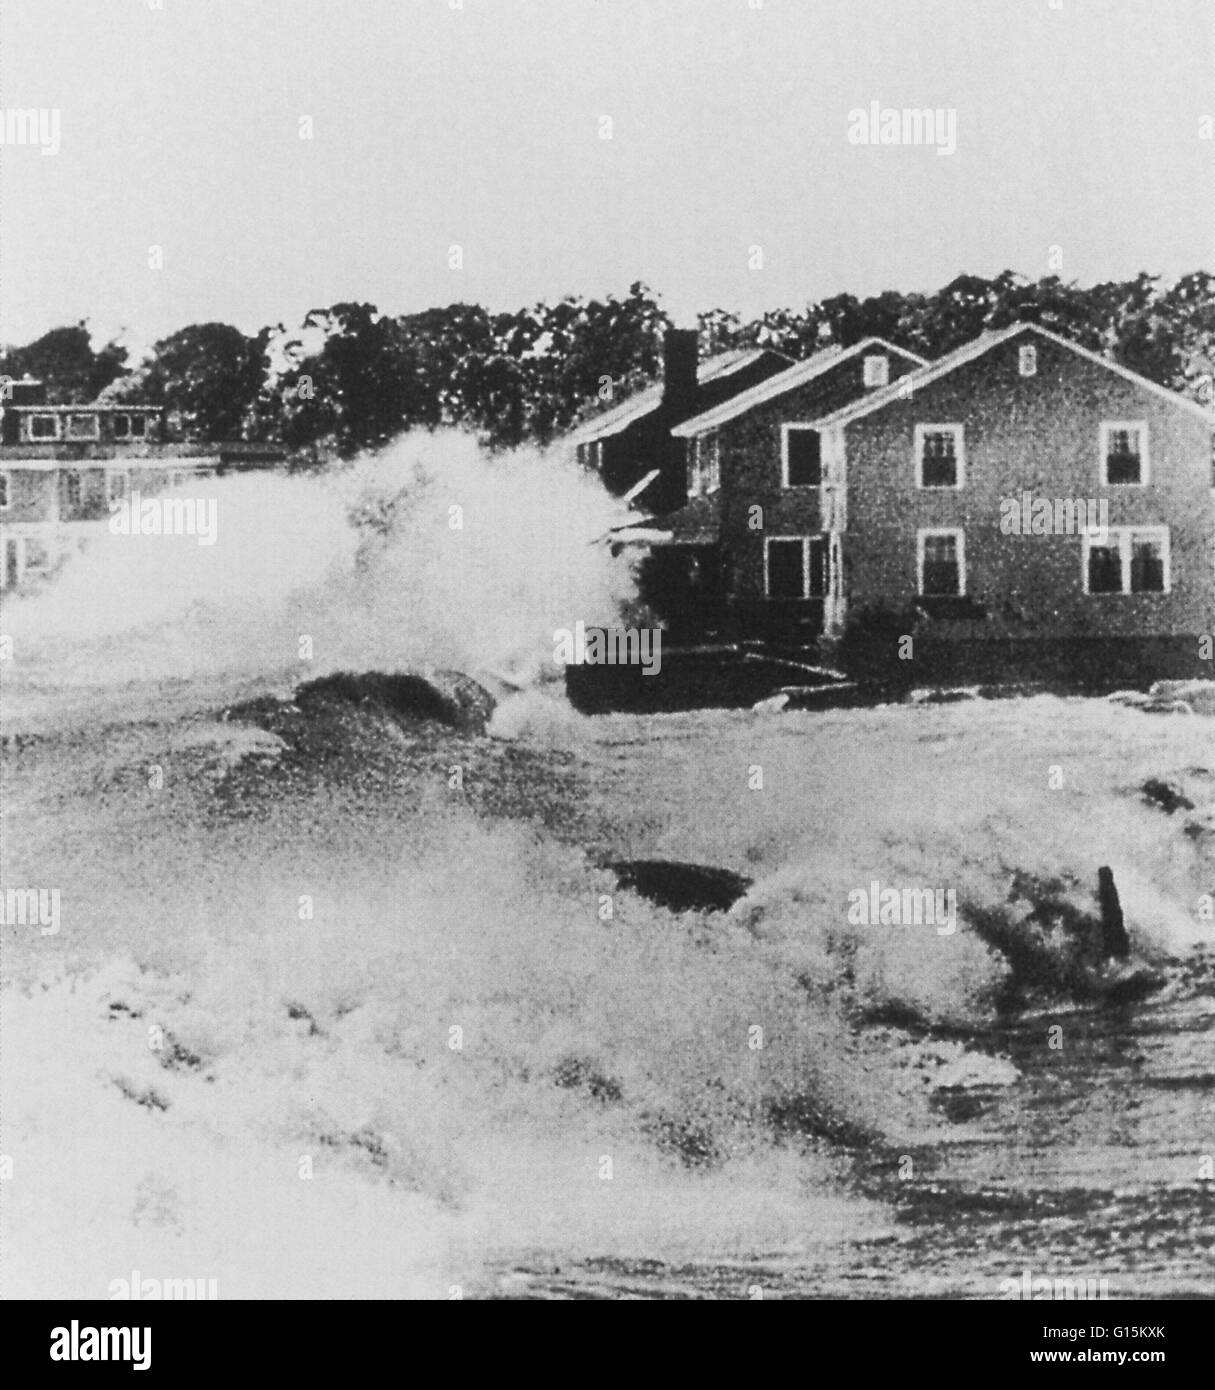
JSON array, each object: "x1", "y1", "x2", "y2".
[{"x1": 1, "y1": 431, "x2": 636, "y2": 692}]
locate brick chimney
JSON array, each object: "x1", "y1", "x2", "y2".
[
  {"x1": 661, "y1": 327, "x2": 700, "y2": 421},
  {"x1": 649, "y1": 328, "x2": 700, "y2": 513}
]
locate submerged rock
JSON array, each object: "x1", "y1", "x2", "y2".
[
  {"x1": 601, "y1": 859, "x2": 753, "y2": 914},
  {"x1": 295, "y1": 669, "x2": 496, "y2": 733},
  {"x1": 1140, "y1": 779, "x2": 1195, "y2": 815}
]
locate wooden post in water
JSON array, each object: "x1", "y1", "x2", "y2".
[{"x1": 1097, "y1": 866, "x2": 1131, "y2": 961}]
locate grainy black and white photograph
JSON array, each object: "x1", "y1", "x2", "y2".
[{"x1": 1, "y1": 0, "x2": 1213, "y2": 1335}]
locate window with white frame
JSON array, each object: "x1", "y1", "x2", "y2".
[
  {"x1": 863, "y1": 354, "x2": 890, "y2": 389},
  {"x1": 1019, "y1": 345, "x2": 1038, "y2": 377},
  {"x1": 113, "y1": 413, "x2": 150, "y2": 440},
  {"x1": 764, "y1": 535, "x2": 828, "y2": 600},
  {"x1": 106, "y1": 470, "x2": 130, "y2": 504},
  {"x1": 917, "y1": 528, "x2": 965, "y2": 596},
  {"x1": 66, "y1": 413, "x2": 101, "y2": 441},
  {"x1": 1101, "y1": 422, "x2": 1148, "y2": 486},
  {"x1": 690, "y1": 431, "x2": 720, "y2": 496},
  {"x1": 1083, "y1": 526, "x2": 1169, "y2": 595},
  {"x1": 782, "y1": 425, "x2": 822, "y2": 488},
  {"x1": 29, "y1": 413, "x2": 60, "y2": 440},
  {"x1": 0, "y1": 471, "x2": 9, "y2": 509},
  {"x1": 915, "y1": 423, "x2": 964, "y2": 489}
]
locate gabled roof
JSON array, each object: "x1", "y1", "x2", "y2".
[
  {"x1": 566, "y1": 347, "x2": 792, "y2": 447},
  {"x1": 698, "y1": 347, "x2": 789, "y2": 383},
  {"x1": 809, "y1": 321, "x2": 1214, "y2": 430},
  {"x1": 565, "y1": 385, "x2": 663, "y2": 446},
  {"x1": 671, "y1": 337, "x2": 927, "y2": 438}
]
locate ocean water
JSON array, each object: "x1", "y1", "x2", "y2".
[
  {"x1": 2, "y1": 433, "x2": 1212, "y2": 1298},
  {"x1": 497, "y1": 951, "x2": 1215, "y2": 1298},
  {"x1": 4, "y1": 685, "x2": 1211, "y2": 1299}
]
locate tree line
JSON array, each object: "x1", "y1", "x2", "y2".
[{"x1": 2, "y1": 271, "x2": 1211, "y2": 464}]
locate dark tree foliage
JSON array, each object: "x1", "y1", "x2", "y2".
[
  {"x1": 5, "y1": 273, "x2": 1210, "y2": 461},
  {"x1": 105, "y1": 322, "x2": 268, "y2": 441},
  {"x1": 257, "y1": 283, "x2": 667, "y2": 456},
  {"x1": 0, "y1": 322, "x2": 128, "y2": 403}
]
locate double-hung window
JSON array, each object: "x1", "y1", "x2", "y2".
[
  {"x1": 918, "y1": 528, "x2": 965, "y2": 597},
  {"x1": 1084, "y1": 526, "x2": 1168, "y2": 594},
  {"x1": 915, "y1": 423, "x2": 964, "y2": 489}
]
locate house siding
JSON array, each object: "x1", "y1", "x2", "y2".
[
  {"x1": 839, "y1": 332, "x2": 1214, "y2": 640},
  {"x1": 716, "y1": 348, "x2": 922, "y2": 606}
]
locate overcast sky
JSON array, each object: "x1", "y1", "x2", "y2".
[{"x1": 0, "y1": 0, "x2": 1211, "y2": 350}]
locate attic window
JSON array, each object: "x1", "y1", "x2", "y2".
[
  {"x1": 863, "y1": 354, "x2": 890, "y2": 388},
  {"x1": 1019, "y1": 345, "x2": 1038, "y2": 377},
  {"x1": 1101, "y1": 422, "x2": 1148, "y2": 486}
]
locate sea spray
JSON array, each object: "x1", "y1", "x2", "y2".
[{"x1": 0, "y1": 430, "x2": 636, "y2": 710}]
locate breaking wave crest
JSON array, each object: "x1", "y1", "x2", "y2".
[{"x1": 0, "y1": 430, "x2": 634, "y2": 714}]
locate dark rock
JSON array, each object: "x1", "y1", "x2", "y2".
[
  {"x1": 601, "y1": 859, "x2": 753, "y2": 913},
  {"x1": 1140, "y1": 779, "x2": 1195, "y2": 815},
  {"x1": 295, "y1": 669, "x2": 496, "y2": 733}
]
